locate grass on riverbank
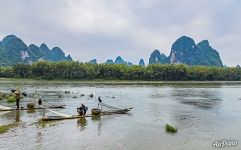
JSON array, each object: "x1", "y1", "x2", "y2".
[
  {"x1": 0, "y1": 122, "x2": 20, "y2": 134},
  {"x1": 165, "y1": 124, "x2": 177, "y2": 133}
]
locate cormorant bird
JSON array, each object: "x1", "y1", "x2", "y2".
[{"x1": 98, "y1": 97, "x2": 102, "y2": 103}]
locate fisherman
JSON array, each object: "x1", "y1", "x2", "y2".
[
  {"x1": 11, "y1": 89, "x2": 21, "y2": 109},
  {"x1": 77, "y1": 104, "x2": 88, "y2": 116}
]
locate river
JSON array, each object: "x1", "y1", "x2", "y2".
[{"x1": 0, "y1": 79, "x2": 241, "y2": 150}]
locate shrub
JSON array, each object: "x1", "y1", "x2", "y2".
[
  {"x1": 165, "y1": 124, "x2": 177, "y2": 133},
  {"x1": 7, "y1": 96, "x2": 15, "y2": 103}
]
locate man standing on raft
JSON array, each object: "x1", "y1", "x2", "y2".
[
  {"x1": 11, "y1": 89, "x2": 21, "y2": 109},
  {"x1": 11, "y1": 89, "x2": 27, "y2": 110}
]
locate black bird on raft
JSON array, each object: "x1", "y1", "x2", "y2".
[
  {"x1": 38, "y1": 97, "x2": 42, "y2": 105},
  {"x1": 98, "y1": 97, "x2": 102, "y2": 103},
  {"x1": 22, "y1": 92, "x2": 27, "y2": 97}
]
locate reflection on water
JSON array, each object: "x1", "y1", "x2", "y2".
[
  {"x1": 0, "y1": 110, "x2": 23, "y2": 123},
  {"x1": 91, "y1": 115, "x2": 101, "y2": 121},
  {"x1": 76, "y1": 116, "x2": 103, "y2": 135},
  {"x1": 91, "y1": 116, "x2": 102, "y2": 136},
  {"x1": 77, "y1": 116, "x2": 103, "y2": 136},
  {"x1": 15, "y1": 110, "x2": 20, "y2": 122},
  {"x1": 77, "y1": 118, "x2": 87, "y2": 131},
  {"x1": 27, "y1": 109, "x2": 36, "y2": 114}
]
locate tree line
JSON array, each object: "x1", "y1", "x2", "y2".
[{"x1": 0, "y1": 61, "x2": 241, "y2": 81}]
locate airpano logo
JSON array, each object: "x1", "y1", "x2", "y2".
[{"x1": 213, "y1": 139, "x2": 238, "y2": 148}]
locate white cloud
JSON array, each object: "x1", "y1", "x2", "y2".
[{"x1": 0, "y1": 0, "x2": 241, "y2": 66}]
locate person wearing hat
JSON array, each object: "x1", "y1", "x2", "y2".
[
  {"x1": 12, "y1": 89, "x2": 21, "y2": 109},
  {"x1": 11, "y1": 88, "x2": 28, "y2": 109},
  {"x1": 77, "y1": 103, "x2": 88, "y2": 116}
]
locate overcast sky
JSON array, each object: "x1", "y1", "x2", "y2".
[{"x1": 0, "y1": 0, "x2": 240, "y2": 66}]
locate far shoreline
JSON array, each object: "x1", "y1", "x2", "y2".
[{"x1": 1, "y1": 78, "x2": 241, "y2": 84}]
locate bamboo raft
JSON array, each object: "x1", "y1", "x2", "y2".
[{"x1": 42, "y1": 108, "x2": 133, "y2": 121}]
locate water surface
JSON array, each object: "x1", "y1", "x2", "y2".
[{"x1": 0, "y1": 79, "x2": 241, "y2": 150}]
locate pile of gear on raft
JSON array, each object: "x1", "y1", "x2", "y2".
[{"x1": 77, "y1": 97, "x2": 103, "y2": 116}]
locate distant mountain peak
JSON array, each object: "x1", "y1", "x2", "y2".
[
  {"x1": 169, "y1": 36, "x2": 222, "y2": 66},
  {"x1": 179, "y1": 35, "x2": 194, "y2": 40},
  {"x1": 89, "y1": 59, "x2": 97, "y2": 64},
  {"x1": 52, "y1": 47, "x2": 62, "y2": 51},
  {"x1": 148, "y1": 36, "x2": 223, "y2": 67},
  {"x1": 0, "y1": 35, "x2": 73, "y2": 66},
  {"x1": 3, "y1": 34, "x2": 19, "y2": 41},
  {"x1": 52, "y1": 47, "x2": 65, "y2": 55},
  {"x1": 2, "y1": 35, "x2": 27, "y2": 50},
  {"x1": 115, "y1": 56, "x2": 125, "y2": 64},
  {"x1": 0, "y1": 34, "x2": 223, "y2": 67},
  {"x1": 139, "y1": 59, "x2": 145, "y2": 66},
  {"x1": 40, "y1": 43, "x2": 49, "y2": 50},
  {"x1": 66, "y1": 55, "x2": 72, "y2": 61},
  {"x1": 29, "y1": 44, "x2": 37, "y2": 47},
  {"x1": 172, "y1": 36, "x2": 196, "y2": 50},
  {"x1": 149, "y1": 49, "x2": 168, "y2": 64},
  {"x1": 198, "y1": 40, "x2": 209, "y2": 47},
  {"x1": 106, "y1": 59, "x2": 114, "y2": 64},
  {"x1": 104, "y1": 56, "x2": 132, "y2": 65},
  {"x1": 116, "y1": 56, "x2": 123, "y2": 60}
]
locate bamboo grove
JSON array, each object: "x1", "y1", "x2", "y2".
[{"x1": 0, "y1": 61, "x2": 241, "y2": 81}]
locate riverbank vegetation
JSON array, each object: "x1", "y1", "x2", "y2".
[
  {"x1": 0, "y1": 61, "x2": 241, "y2": 81},
  {"x1": 7, "y1": 96, "x2": 15, "y2": 103},
  {"x1": 0, "y1": 122, "x2": 19, "y2": 134},
  {"x1": 0, "y1": 92, "x2": 9, "y2": 100},
  {"x1": 0, "y1": 92, "x2": 15, "y2": 103}
]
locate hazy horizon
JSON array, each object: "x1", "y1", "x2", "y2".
[{"x1": 0, "y1": 0, "x2": 241, "y2": 66}]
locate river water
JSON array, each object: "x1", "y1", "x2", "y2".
[{"x1": 0, "y1": 79, "x2": 241, "y2": 150}]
